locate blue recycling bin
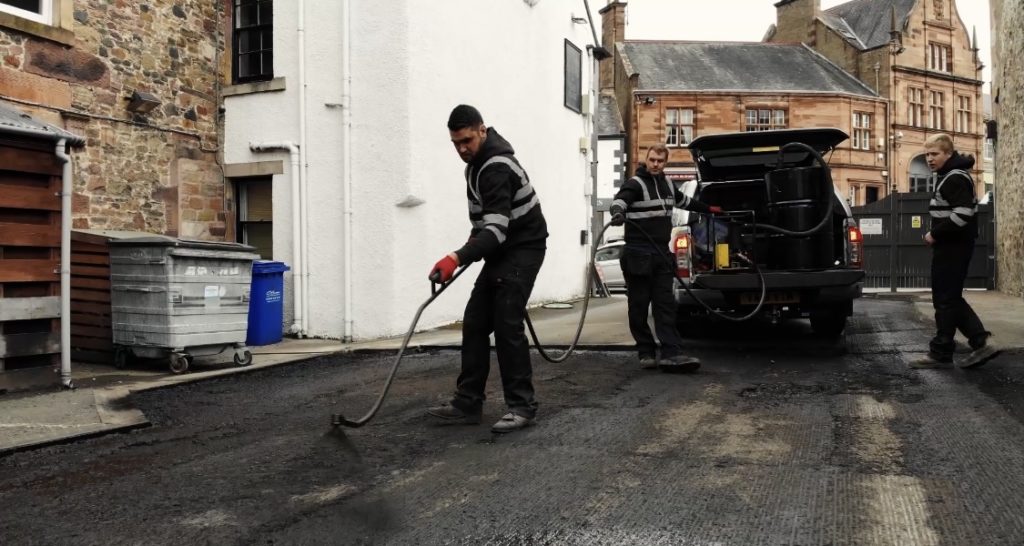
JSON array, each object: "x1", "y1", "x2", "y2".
[{"x1": 247, "y1": 261, "x2": 290, "y2": 346}]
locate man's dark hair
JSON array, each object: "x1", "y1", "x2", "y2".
[{"x1": 448, "y1": 104, "x2": 484, "y2": 131}]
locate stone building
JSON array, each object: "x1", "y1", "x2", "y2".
[
  {"x1": 0, "y1": 0, "x2": 227, "y2": 239},
  {"x1": 599, "y1": 2, "x2": 888, "y2": 205},
  {"x1": 766, "y1": 0, "x2": 986, "y2": 198},
  {"x1": 990, "y1": 0, "x2": 1024, "y2": 297}
]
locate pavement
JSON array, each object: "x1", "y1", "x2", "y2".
[{"x1": 1, "y1": 290, "x2": 1021, "y2": 456}]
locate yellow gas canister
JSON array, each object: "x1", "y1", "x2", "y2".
[{"x1": 715, "y1": 243, "x2": 730, "y2": 269}]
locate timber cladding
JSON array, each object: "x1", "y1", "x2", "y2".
[
  {"x1": 0, "y1": 138, "x2": 63, "y2": 376},
  {"x1": 70, "y1": 231, "x2": 113, "y2": 364}
]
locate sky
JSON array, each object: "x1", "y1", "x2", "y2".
[{"x1": 621, "y1": 0, "x2": 992, "y2": 89}]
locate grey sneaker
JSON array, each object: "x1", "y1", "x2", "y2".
[
  {"x1": 638, "y1": 356, "x2": 658, "y2": 370},
  {"x1": 659, "y1": 354, "x2": 701, "y2": 374},
  {"x1": 959, "y1": 344, "x2": 1002, "y2": 369},
  {"x1": 426, "y1": 404, "x2": 481, "y2": 425},
  {"x1": 491, "y1": 412, "x2": 535, "y2": 433},
  {"x1": 909, "y1": 353, "x2": 953, "y2": 369}
]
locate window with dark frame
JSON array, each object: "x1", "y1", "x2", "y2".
[
  {"x1": 929, "y1": 90, "x2": 945, "y2": 130},
  {"x1": 928, "y1": 42, "x2": 952, "y2": 73},
  {"x1": 564, "y1": 40, "x2": 582, "y2": 113},
  {"x1": 744, "y1": 109, "x2": 786, "y2": 132},
  {"x1": 908, "y1": 87, "x2": 924, "y2": 127},
  {"x1": 235, "y1": 177, "x2": 273, "y2": 259},
  {"x1": 233, "y1": 0, "x2": 274, "y2": 84},
  {"x1": 665, "y1": 108, "x2": 694, "y2": 147},
  {"x1": 852, "y1": 112, "x2": 871, "y2": 150},
  {"x1": 955, "y1": 95, "x2": 972, "y2": 133}
]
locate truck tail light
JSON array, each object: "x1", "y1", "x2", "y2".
[
  {"x1": 674, "y1": 231, "x2": 692, "y2": 279},
  {"x1": 848, "y1": 225, "x2": 864, "y2": 268}
]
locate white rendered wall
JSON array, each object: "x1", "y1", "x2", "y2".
[{"x1": 225, "y1": 0, "x2": 596, "y2": 340}]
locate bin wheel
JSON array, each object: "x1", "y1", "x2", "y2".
[
  {"x1": 233, "y1": 350, "x2": 253, "y2": 367},
  {"x1": 169, "y1": 353, "x2": 190, "y2": 374},
  {"x1": 113, "y1": 348, "x2": 129, "y2": 369}
]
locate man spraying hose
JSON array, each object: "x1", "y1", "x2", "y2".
[
  {"x1": 426, "y1": 105, "x2": 548, "y2": 433},
  {"x1": 610, "y1": 144, "x2": 721, "y2": 371}
]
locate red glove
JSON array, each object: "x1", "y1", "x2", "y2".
[
  {"x1": 429, "y1": 255, "x2": 458, "y2": 283},
  {"x1": 708, "y1": 205, "x2": 723, "y2": 214}
]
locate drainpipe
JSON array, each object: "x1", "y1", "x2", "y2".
[
  {"x1": 249, "y1": 141, "x2": 304, "y2": 336},
  {"x1": 298, "y1": 0, "x2": 311, "y2": 338},
  {"x1": 55, "y1": 139, "x2": 73, "y2": 389},
  {"x1": 341, "y1": 0, "x2": 354, "y2": 342}
]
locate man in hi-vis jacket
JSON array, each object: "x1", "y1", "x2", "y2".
[
  {"x1": 610, "y1": 144, "x2": 721, "y2": 372},
  {"x1": 426, "y1": 105, "x2": 548, "y2": 433},
  {"x1": 912, "y1": 133, "x2": 1000, "y2": 369}
]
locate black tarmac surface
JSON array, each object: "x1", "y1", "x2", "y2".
[{"x1": 2, "y1": 298, "x2": 1023, "y2": 545}]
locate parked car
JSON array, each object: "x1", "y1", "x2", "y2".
[
  {"x1": 594, "y1": 240, "x2": 626, "y2": 292},
  {"x1": 671, "y1": 128, "x2": 865, "y2": 337}
]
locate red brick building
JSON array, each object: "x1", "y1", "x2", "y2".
[{"x1": 599, "y1": 2, "x2": 888, "y2": 206}]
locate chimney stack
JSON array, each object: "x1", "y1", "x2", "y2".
[
  {"x1": 770, "y1": 0, "x2": 821, "y2": 45},
  {"x1": 599, "y1": 1, "x2": 627, "y2": 93}
]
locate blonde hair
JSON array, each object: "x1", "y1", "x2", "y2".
[
  {"x1": 646, "y1": 144, "x2": 669, "y2": 159},
  {"x1": 925, "y1": 133, "x2": 954, "y2": 153}
]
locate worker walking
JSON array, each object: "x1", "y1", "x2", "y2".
[
  {"x1": 609, "y1": 144, "x2": 721, "y2": 372},
  {"x1": 426, "y1": 105, "x2": 548, "y2": 433},
  {"x1": 912, "y1": 133, "x2": 1000, "y2": 369}
]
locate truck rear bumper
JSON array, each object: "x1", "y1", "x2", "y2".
[{"x1": 675, "y1": 269, "x2": 864, "y2": 309}]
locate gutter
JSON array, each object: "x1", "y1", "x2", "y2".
[
  {"x1": 249, "y1": 141, "x2": 305, "y2": 336},
  {"x1": 341, "y1": 0, "x2": 354, "y2": 342}
]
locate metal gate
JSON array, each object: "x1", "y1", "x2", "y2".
[{"x1": 851, "y1": 193, "x2": 994, "y2": 290}]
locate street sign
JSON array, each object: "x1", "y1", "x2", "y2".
[{"x1": 859, "y1": 218, "x2": 883, "y2": 235}]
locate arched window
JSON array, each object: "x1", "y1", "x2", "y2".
[{"x1": 909, "y1": 154, "x2": 934, "y2": 193}]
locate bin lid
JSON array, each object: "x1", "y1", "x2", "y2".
[
  {"x1": 108, "y1": 236, "x2": 257, "y2": 253},
  {"x1": 252, "y1": 260, "x2": 290, "y2": 274}
]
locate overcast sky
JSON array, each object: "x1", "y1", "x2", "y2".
[{"x1": 621, "y1": 0, "x2": 992, "y2": 89}]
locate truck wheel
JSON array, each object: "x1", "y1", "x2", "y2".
[{"x1": 810, "y1": 308, "x2": 848, "y2": 337}]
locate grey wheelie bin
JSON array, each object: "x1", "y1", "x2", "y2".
[{"x1": 108, "y1": 236, "x2": 260, "y2": 373}]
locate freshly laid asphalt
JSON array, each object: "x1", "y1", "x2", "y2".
[{"x1": 2, "y1": 297, "x2": 1023, "y2": 545}]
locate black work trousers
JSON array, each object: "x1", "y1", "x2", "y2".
[
  {"x1": 451, "y1": 247, "x2": 545, "y2": 418},
  {"x1": 620, "y1": 247, "x2": 684, "y2": 359},
  {"x1": 929, "y1": 239, "x2": 988, "y2": 357}
]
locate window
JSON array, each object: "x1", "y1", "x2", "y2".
[
  {"x1": 665, "y1": 108, "x2": 694, "y2": 146},
  {"x1": 865, "y1": 185, "x2": 880, "y2": 204},
  {"x1": 0, "y1": 0, "x2": 50, "y2": 24},
  {"x1": 744, "y1": 109, "x2": 786, "y2": 132},
  {"x1": 929, "y1": 43, "x2": 952, "y2": 72},
  {"x1": 852, "y1": 112, "x2": 872, "y2": 150},
  {"x1": 236, "y1": 177, "x2": 273, "y2": 259},
  {"x1": 955, "y1": 95, "x2": 972, "y2": 133},
  {"x1": 564, "y1": 40, "x2": 582, "y2": 113},
  {"x1": 929, "y1": 90, "x2": 945, "y2": 130},
  {"x1": 908, "y1": 87, "x2": 924, "y2": 127},
  {"x1": 984, "y1": 138, "x2": 994, "y2": 160},
  {"x1": 233, "y1": 0, "x2": 274, "y2": 84},
  {"x1": 910, "y1": 175, "x2": 936, "y2": 193}
]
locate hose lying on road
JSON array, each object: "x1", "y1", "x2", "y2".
[{"x1": 332, "y1": 210, "x2": 775, "y2": 428}]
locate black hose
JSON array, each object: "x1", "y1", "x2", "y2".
[
  {"x1": 749, "y1": 142, "x2": 836, "y2": 237},
  {"x1": 619, "y1": 216, "x2": 767, "y2": 323},
  {"x1": 331, "y1": 265, "x2": 472, "y2": 428}
]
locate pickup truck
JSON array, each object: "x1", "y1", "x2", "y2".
[{"x1": 671, "y1": 128, "x2": 865, "y2": 337}]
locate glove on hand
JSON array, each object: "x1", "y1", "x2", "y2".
[
  {"x1": 609, "y1": 205, "x2": 625, "y2": 226},
  {"x1": 430, "y1": 255, "x2": 458, "y2": 283}
]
